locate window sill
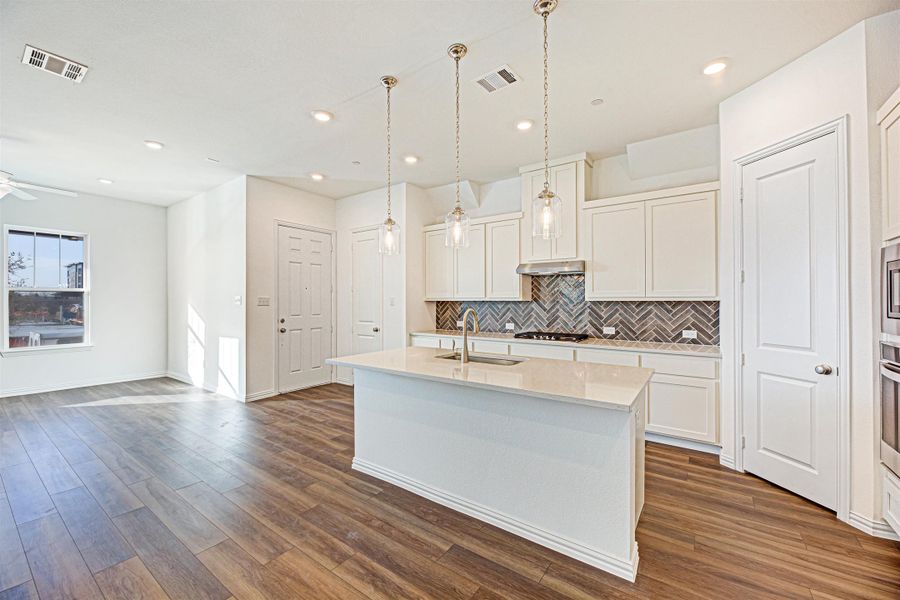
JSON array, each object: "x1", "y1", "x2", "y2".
[{"x1": 1, "y1": 343, "x2": 94, "y2": 357}]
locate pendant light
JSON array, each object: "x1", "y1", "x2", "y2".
[
  {"x1": 444, "y1": 43, "x2": 470, "y2": 248},
  {"x1": 378, "y1": 75, "x2": 400, "y2": 255},
  {"x1": 532, "y1": 0, "x2": 562, "y2": 240}
]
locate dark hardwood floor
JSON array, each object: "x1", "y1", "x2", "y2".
[{"x1": 0, "y1": 378, "x2": 897, "y2": 600}]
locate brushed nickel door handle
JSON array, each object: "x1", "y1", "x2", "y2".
[
  {"x1": 279, "y1": 327, "x2": 286, "y2": 333},
  {"x1": 373, "y1": 327, "x2": 380, "y2": 332},
  {"x1": 814, "y1": 364, "x2": 833, "y2": 375}
]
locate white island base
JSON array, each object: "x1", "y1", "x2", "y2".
[{"x1": 329, "y1": 347, "x2": 652, "y2": 582}]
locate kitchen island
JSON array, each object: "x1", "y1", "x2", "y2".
[{"x1": 327, "y1": 347, "x2": 653, "y2": 581}]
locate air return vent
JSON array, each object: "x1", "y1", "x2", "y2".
[
  {"x1": 474, "y1": 64, "x2": 519, "y2": 93},
  {"x1": 21, "y1": 45, "x2": 88, "y2": 83}
]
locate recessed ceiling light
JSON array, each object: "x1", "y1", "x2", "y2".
[
  {"x1": 590, "y1": 98, "x2": 605, "y2": 106},
  {"x1": 311, "y1": 110, "x2": 334, "y2": 122},
  {"x1": 703, "y1": 60, "x2": 728, "y2": 75},
  {"x1": 97, "y1": 178, "x2": 113, "y2": 184},
  {"x1": 404, "y1": 155, "x2": 419, "y2": 164},
  {"x1": 144, "y1": 140, "x2": 164, "y2": 150},
  {"x1": 310, "y1": 173, "x2": 325, "y2": 181},
  {"x1": 516, "y1": 119, "x2": 534, "y2": 131}
]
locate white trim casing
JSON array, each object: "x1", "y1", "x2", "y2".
[
  {"x1": 730, "y1": 116, "x2": 851, "y2": 523},
  {"x1": 848, "y1": 511, "x2": 900, "y2": 542}
]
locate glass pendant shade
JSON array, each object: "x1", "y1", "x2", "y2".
[
  {"x1": 378, "y1": 217, "x2": 400, "y2": 255},
  {"x1": 532, "y1": 187, "x2": 562, "y2": 240},
  {"x1": 444, "y1": 207, "x2": 470, "y2": 248}
]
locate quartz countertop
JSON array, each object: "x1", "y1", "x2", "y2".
[
  {"x1": 411, "y1": 329, "x2": 721, "y2": 358},
  {"x1": 327, "y1": 347, "x2": 654, "y2": 411}
]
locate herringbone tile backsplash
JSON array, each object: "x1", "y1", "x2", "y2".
[{"x1": 436, "y1": 274, "x2": 719, "y2": 345}]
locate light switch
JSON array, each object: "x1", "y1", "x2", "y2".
[
  {"x1": 389, "y1": 297, "x2": 396, "y2": 307},
  {"x1": 682, "y1": 329, "x2": 698, "y2": 339},
  {"x1": 505, "y1": 322, "x2": 515, "y2": 331},
  {"x1": 602, "y1": 326, "x2": 616, "y2": 335},
  {"x1": 233, "y1": 295, "x2": 243, "y2": 306},
  {"x1": 257, "y1": 296, "x2": 270, "y2": 307}
]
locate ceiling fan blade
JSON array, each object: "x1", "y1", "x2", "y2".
[
  {"x1": 0, "y1": 185, "x2": 37, "y2": 201},
  {"x1": 12, "y1": 181, "x2": 77, "y2": 197}
]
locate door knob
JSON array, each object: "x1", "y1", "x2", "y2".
[
  {"x1": 814, "y1": 364, "x2": 833, "y2": 375},
  {"x1": 372, "y1": 327, "x2": 380, "y2": 332},
  {"x1": 279, "y1": 327, "x2": 286, "y2": 333},
  {"x1": 279, "y1": 318, "x2": 285, "y2": 324}
]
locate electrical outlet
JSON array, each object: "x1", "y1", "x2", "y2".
[
  {"x1": 456, "y1": 320, "x2": 464, "y2": 328},
  {"x1": 682, "y1": 329, "x2": 698, "y2": 340},
  {"x1": 505, "y1": 322, "x2": 515, "y2": 331},
  {"x1": 602, "y1": 326, "x2": 616, "y2": 335}
]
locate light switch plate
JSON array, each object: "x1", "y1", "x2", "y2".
[
  {"x1": 234, "y1": 295, "x2": 243, "y2": 306},
  {"x1": 682, "y1": 329, "x2": 698, "y2": 339},
  {"x1": 257, "y1": 296, "x2": 270, "y2": 307},
  {"x1": 505, "y1": 322, "x2": 515, "y2": 331},
  {"x1": 602, "y1": 326, "x2": 616, "y2": 335}
]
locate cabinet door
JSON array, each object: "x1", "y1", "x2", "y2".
[
  {"x1": 521, "y1": 170, "x2": 553, "y2": 262},
  {"x1": 425, "y1": 230, "x2": 454, "y2": 299},
  {"x1": 645, "y1": 192, "x2": 717, "y2": 298},
  {"x1": 584, "y1": 203, "x2": 646, "y2": 299},
  {"x1": 882, "y1": 99, "x2": 900, "y2": 241},
  {"x1": 551, "y1": 162, "x2": 578, "y2": 259},
  {"x1": 576, "y1": 348, "x2": 640, "y2": 366},
  {"x1": 509, "y1": 343, "x2": 575, "y2": 360},
  {"x1": 646, "y1": 374, "x2": 718, "y2": 444},
  {"x1": 454, "y1": 223, "x2": 485, "y2": 299},
  {"x1": 410, "y1": 336, "x2": 440, "y2": 348},
  {"x1": 486, "y1": 220, "x2": 524, "y2": 299}
]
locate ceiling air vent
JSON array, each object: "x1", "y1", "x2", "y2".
[
  {"x1": 21, "y1": 45, "x2": 88, "y2": 83},
  {"x1": 474, "y1": 64, "x2": 519, "y2": 93}
]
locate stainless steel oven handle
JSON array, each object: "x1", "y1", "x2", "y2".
[{"x1": 881, "y1": 362, "x2": 900, "y2": 382}]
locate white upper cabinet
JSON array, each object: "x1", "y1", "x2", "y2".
[
  {"x1": 486, "y1": 220, "x2": 530, "y2": 300},
  {"x1": 423, "y1": 214, "x2": 529, "y2": 301},
  {"x1": 425, "y1": 229, "x2": 453, "y2": 299},
  {"x1": 584, "y1": 183, "x2": 719, "y2": 300},
  {"x1": 880, "y1": 86, "x2": 900, "y2": 241},
  {"x1": 454, "y1": 223, "x2": 486, "y2": 299},
  {"x1": 645, "y1": 192, "x2": 717, "y2": 298},
  {"x1": 585, "y1": 203, "x2": 646, "y2": 299},
  {"x1": 520, "y1": 154, "x2": 592, "y2": 262}
]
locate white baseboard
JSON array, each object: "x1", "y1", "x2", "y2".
[
  {"x1": 335, "y1": 375, "x2": 353, "y2": 386},
  {"x1": 1, "y1": 370, "x2": 168, "y2": 398},
  {"x1": 164, "y1": 370, "x2": 194, "y2": 386},
  {"x1": 848, "y1": 511, "x2": 900, "y2": 541},
  {"x1": 244, "y1": 389, "x2": 278, "y2": 403},
  {"x1": 645, "y1": 432, "x2": 721, "y2": 456},
  {"x1": 718, "y1": 453, "x2": 737, "y2": 471},
  {"x1": 352, "y1": 457, "x2": 639, "y2": 582}
]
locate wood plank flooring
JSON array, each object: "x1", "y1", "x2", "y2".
[{"x1": 0, "y1": 378, "x2": 897, "y2": 599}]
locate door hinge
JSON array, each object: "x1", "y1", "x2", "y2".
[
  {"x1": 741, "y1": 436, "x2": 746, "y2": 449},
  {"x1": 741, "y1": 353, "x2": 746, "y2": 367},
  {"x1": 739, "y1": 188, "x2": 744, "y2": 203},
  {"x1": 740, "y1": 270, "x2": 745, "y2": 284}
]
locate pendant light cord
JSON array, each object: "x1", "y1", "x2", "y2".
[
  {"x1": 454, "y1": 55, "x2": 461, "y2": 211},
  {"x1": 542, "y1": 12, "x2": 550, "y2": 190},
  {"x1": 386, "y1": 82, "x2": 392, "y2": 220}
]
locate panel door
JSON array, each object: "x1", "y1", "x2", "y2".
[
  {"x1": 741, "y1": 132, "x2": 840, "y2": 510},
  {"x1": 584, "y1": 203, "x2": 646, "y2": 299},
  {"x1": 277, "y1": 225, "x2": 333, "y2": 392},
  {"x1": 425, "y1": 230, "x2": 454, "y2": 299},
  {"x1": 551, "y1": 162, "x2": 578, "y2": 259},
  {"x1": 350, "y1": 229, "x2": 383, "y2": 359},
  {"x1": 645, "y1": 192, "x2": 718, "y2": 298},
  {"x1": 646, "y1": 375, "x2": 718, "y2": 443},
  {"x1": 882, "y1": 97, "x2": 900, "y2": 241},
  {"x1": 486, "y1": 220, "x2": 522, "y2": 299},
  {"x1": 454, "y1": 223, "x2": 486, "y2": 299}
]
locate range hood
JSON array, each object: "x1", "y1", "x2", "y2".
[{"x1": 516, "y1": 260, "x2": 585, "y2": 276}]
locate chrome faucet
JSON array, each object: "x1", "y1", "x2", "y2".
[{"x1": 460, "y1": 307, "x2": 480, "y2": 365}]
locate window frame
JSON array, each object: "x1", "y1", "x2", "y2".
[{"x1": 2, "y1": 225, "x2": 92, "y2": 355}]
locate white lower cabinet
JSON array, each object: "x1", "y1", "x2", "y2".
[
  {"x1": 410, "y1": 336, "x2": 440, "y2": 349},
  {"x1": 472, "y1": 340, "x2": 510, "y2": 355},
  {"x1": 645, "y1": 375, "x2": 718, "y2": 444},
  {"x1": 576, "y1": 348, "x2": 640, "y2": 366},
  {"x1": 883, "y1": 466, "x2": 900, "y2": 535},
  {"x1": 509, "y1": 343, "x2": 575, "y2": 361}
]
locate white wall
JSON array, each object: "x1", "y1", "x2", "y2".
[
  {"x1": 403, "y1": 184, "x2": 436, "y2": 337},
  {"x1": 592, "y1": 153, "x2": 719, "y2": 199},
  {"x1": 244, "y1": 176, "x2": 336, "y2": 400},
  {"x1": 719, "y1": 21, "x2": 881, "y2": 523},
  {"x1": 167, "y1": 176, "x2": 247, "y2": 399},
  {"x1": 0, "y1": 191, "x2": 167, "y2": 396}
]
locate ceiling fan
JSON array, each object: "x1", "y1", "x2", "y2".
[{"x1": 0, "y1": 171, "x2": 78, "y2": 201}]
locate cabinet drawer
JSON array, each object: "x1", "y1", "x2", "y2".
[
  {"x1": 640, "y1": 353, "x2": 718, "y2": 379},
  {"x1": 410, "y1": 336, "x2": 440, "y2": 349},
  {"x1": 472, "y1": 340, "x2": 509, "y2": 355},
  {"x1": 439, "y1": 337, "x2": 457, "y2": 350},
  {"x1": 884, "y1": 467, "x2": 900, "y2": 535},
  {"x1": 576, "y1": 348, "x2": 640, "y2": 366},
  {"x1": 509, "y1": 343, "x2": 575, "y2": 361},
  {"x1": 646, "y1": 374, "x2": 718, "y2": 444}
]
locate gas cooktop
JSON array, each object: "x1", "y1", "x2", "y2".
[{"x1": 513, "y1": 331, "x2": 589, "y2": 342}]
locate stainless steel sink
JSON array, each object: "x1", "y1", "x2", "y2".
[{"x1": 435, "y1": 352, "x2": 526, "y2": 366}]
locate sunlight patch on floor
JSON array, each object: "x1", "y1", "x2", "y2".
[{"x1": 62, "y1": 392, "x2": 230, "y2": 408}]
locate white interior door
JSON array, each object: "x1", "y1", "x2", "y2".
[
  {"x1": 277, "y1": 225, "x2": 333, "y2": 392},
  {"x1": 741, "y1": 132, "x2": 840, "y2": 510},
  {"x1": 351, "y1": 229, "x2": 383, "y2": 357}
]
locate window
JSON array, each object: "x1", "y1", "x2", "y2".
[{"x1": 5, "y1": 227, "x2": 89, "y2": 350}]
